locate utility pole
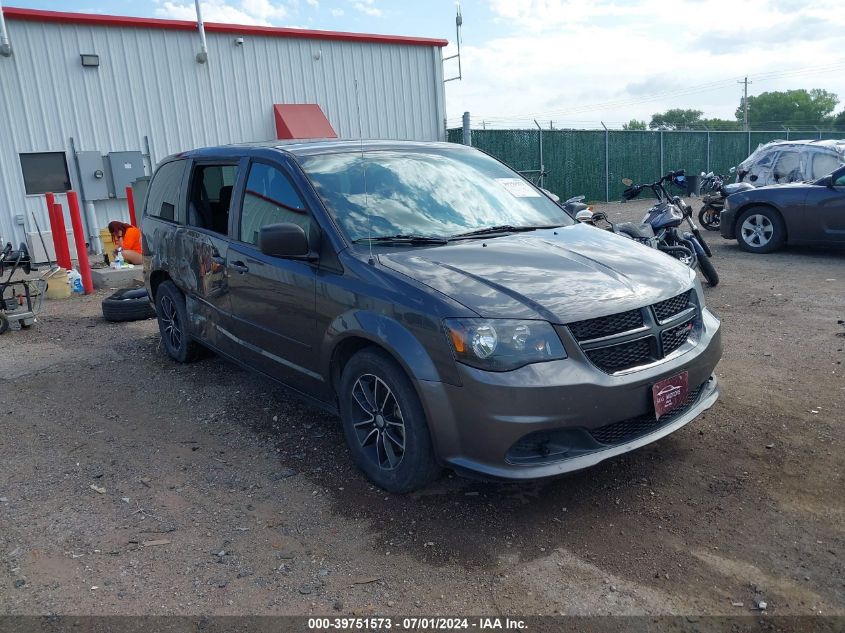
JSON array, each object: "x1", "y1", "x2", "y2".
[{"x1": 738, "y1": 76, "x2": 752, "y2": 131}]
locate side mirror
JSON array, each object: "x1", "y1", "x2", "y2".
[
  {"x1": 259, "y1": 223, "x2": 316, "y2": 259},
  {"x1": 575, "y1": 210, "x2": 594, "y2": 223},
  {"x1": 821, "y1": 175, "x2": 834, "y2": 188}
]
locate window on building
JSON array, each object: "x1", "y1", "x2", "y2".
[
  {"x1": 19, "y1": 152, "x2": 71, "y2": 195},
  {"x1": 187, "y1": 164, "x2": 239, "y2": 235},
  {"x1": 240, "y1": 162, "x2": 309, "y2": 246},
  {"x1": 145, "y1": 160, "x2": 186, "y2": 222}
]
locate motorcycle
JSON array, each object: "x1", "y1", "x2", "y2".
[
  {"x1": 577, "y1": 170, "x2": 719, "y2": 287},
  {"x1": 697, "y1": 167, "x2": 754, "y2": 231},
  {"x1": 562, "y1": 194, "x2": 591, "y2": 216}
]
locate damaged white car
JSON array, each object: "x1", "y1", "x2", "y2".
[{"x1": 737, "y1": 139, "x2": 845, "y2": 186}]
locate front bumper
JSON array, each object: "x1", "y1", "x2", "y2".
[
  {"x1": 720, "y1": 206, "x2": 737, "y2": 239},
  {"x1": 417, "y1": 308, "x2": 722, "y2": 480}
]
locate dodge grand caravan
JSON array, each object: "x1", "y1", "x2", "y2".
[{"x1": 142, "y1": 141, "x2": 722, "y2": 492}]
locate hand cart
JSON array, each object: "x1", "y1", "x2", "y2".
[{"x1": 0, "y1": 242, "x2": 47, "y2": 335}]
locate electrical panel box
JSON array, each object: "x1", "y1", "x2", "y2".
[
  {"x1": 76, "y1": 151, "x2": 110, "y2": 201},
  {"x1": 131, "y1": 176, "x2": 151, "y2": 214},
  {"x1": 107, "y1": 151, "x2": 145, "y2": 199}
]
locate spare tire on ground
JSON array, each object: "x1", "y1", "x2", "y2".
[{"x1": 102, "y1": 288, "x2": 156, "y2": 322}]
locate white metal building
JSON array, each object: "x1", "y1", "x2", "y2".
[{"x1": 0, "y1": 6, "x2": 447, "y2": 253}]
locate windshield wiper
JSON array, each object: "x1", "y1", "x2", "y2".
[
  {"x1": 450, "y1": 224, "x2": 564, "y2": 239},
  {"x1": 353, "y1": 234, "x2": 449, "y2": 245}
]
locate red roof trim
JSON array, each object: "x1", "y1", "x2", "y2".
[{"x1": 2, "y1": 6, "x2": 449, "y2": 48}]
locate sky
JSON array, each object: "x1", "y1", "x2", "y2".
[{"x1": 9, "y1": 0, "x2": 845, "y2": 129}]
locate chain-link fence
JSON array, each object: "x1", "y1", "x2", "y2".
[{"x1": 446, "y1": 128, "x2": 845, "y2": 201}]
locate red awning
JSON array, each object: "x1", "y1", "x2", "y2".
[{"x1": 274, "y1": 104, "x2": 338, "y2": 140}]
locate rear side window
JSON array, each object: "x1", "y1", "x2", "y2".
[
  {"x1": 240, "y1": 163, "x2": 309, "y2": 245},
  {"x1": 146, "y1": 160, "x2": 186, "y2": 221},
  {"x1": 187, "y1": 164, "x2": 239, "y2": 235}
]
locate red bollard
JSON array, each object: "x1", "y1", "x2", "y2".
[
  {"x1": 67, "y1": 191, "x2": 94, "y2": 295},
  {"x1": 126, "y1": 186, "x2": 137, "y2": 227},
  {"x1": 43, "y1": 192, "x2": 56, "y2": 264},
  {"x1": 52, "y1": 202, "x2": 73, "y2": 270}
]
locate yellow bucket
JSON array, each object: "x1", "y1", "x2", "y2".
[
  {"x1": 44, "y1": 267, "x2": 71, "y2": 300},
  {"x1": 100, "y1": 228, "x2": 115, "y2": 256}
]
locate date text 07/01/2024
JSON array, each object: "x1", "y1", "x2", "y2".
[{"x1": 307, "y1": 617, "x2": 528, "y2": 630}]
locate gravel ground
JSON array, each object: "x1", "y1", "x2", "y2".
[{"x1": 0, "y1": 198, "x2": 843, "y2": 617}]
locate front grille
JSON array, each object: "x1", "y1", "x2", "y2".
[
  {"x1": 589, "y1": 384, "x2": 705, "y2": 445},
  {"x1": 565, "y1": 290, "x2": 698, "y2": 374},
  {"x1": 568, "y1": 309, "x2": 643, "y2": 341},
  {"x1": 661, "y1": 318, "x2": 695, "y2": 355},
  {"x1": 653, "y1": 290, "x2": 692, "y2": 322},
  {"x1": 586, "y1": 338, "x2": 653, "y2": 373}
]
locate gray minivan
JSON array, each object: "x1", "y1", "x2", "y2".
[{"x1": 142, "y1": 140, "x2": 722, "y2": 492}]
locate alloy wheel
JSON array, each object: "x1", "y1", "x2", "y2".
[
  {"x1": 159, "y1": 294, "x2": 182, "y2": 351},
  {"x1": 740, "y1": 214, "x2": 773, "y2": 247},
  {"x1": 350, "y1": 374, "x2": 406, "y2": 470}
]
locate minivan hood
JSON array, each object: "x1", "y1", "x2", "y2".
[{"x1": 377, "y1": 224, "x2": 693, "y2": 324}]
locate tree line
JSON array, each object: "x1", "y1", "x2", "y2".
[{"x1": 623, "y1": 89, "x2": 845, "y2": 131}]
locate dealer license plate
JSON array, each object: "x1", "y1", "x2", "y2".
[{"x1": 652, "y1": 371, "x2": 689, "y2": 420}]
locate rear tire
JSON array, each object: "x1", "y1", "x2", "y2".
[
  {"x1": 698, "y1": 206, "x2": 721, "y2": 231},
  {"x1": 338, "y1": 348, "x2": 441, "y2": 493},
  {"x1": 155, "y1": 281, "x2": 200, "y2": 363},
  {"x1": 736, "y1": 207, "x2": 786, "y2": 253}
]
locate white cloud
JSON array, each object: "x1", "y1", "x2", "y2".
[
  {"x1": 444, "y1": 0, "x2": 845, "y2": 125},
  {"x1": 155, "y1": 0, "x2": 288, "y2": 25},
  {"x1": 351, "y1": 0, "x2": 381, "y2": 17},
  {"x1": 306, "y1": 0, "x2": 319, "y2": 6},
  {"x1": 331, "y1": 8, "x2": 344, "y2": 16}
]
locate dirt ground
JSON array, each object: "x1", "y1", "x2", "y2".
[{"x1": 0, "y1": 198, "x2": 843, "y2": 618}]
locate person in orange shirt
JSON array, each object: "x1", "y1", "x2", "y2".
[{"x1": 108, "y1": 221, "x2": 143, "y2": 265}]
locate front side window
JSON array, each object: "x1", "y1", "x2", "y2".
[
  {"x1": 772, "y1": 151, "x2": 801, "y2": 182},
  {"x1": 19, "y1": 152, "x2": 71, "y2": 195},
  {"x1": 240, "y1": 162, "x2": 309, "y2": 245},
  {"x1": 187, "y1": 164, "x2": 239, "y2": 235},
  {"x1": 298, "y1": 148, "x2": 572, "y2": 242}
]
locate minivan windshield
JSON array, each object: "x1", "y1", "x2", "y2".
[{"x1": 298, "y1": 148, "x2": 573, "y2": 242}]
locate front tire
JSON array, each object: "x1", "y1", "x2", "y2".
[
  {"x1": 736, "y1": 207, "x2": 786, "y2": 253},
  {"x1": 339, "y1": 349, "x2": 441, "y2": 493},
  {"x1": 155, "y1": 281, "x2": 200, "y2": 363},
  {"x1": 697, "y1": 253, "x2": 719, "y2": 287}
]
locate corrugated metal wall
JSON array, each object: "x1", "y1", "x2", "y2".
[{"x1": 0, "y1": 18, "x2": 446, "y2": 248}]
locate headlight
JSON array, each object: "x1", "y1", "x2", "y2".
[{"x1": 443, "y1": 318, "x2": 567, "y2": 371}]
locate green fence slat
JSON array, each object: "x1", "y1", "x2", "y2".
[{"x1": 446, "y1": 129, "x2": 845, "y2": 202}]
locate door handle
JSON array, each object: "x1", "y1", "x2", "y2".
[{"x1": 229, "y1": 260, "x2": 249, "y2": 274}]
